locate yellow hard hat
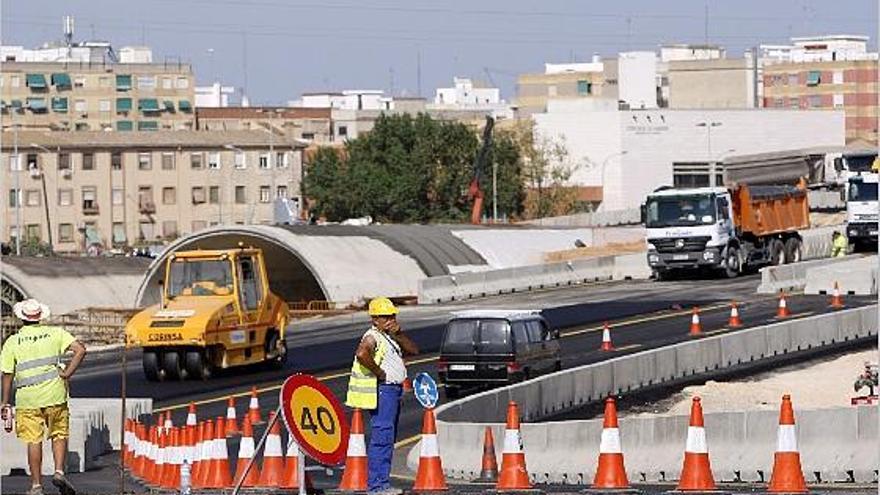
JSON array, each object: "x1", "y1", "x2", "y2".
[{"x1": 368, "y1": 297, "x2": 398, "y2": 316}]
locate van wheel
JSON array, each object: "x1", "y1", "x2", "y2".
[
  {"x1": 784, "y1": 238, "x2": 802, "y2": 264},
  {"x1": 770, "y1": 240, "x2": 785, "y2": 266},
  {"x1": 143, "y1": 351, "x2": 163, "y2": 382},
  {"x1": 185, "y1": 350, "x2": 212, "y2": 380},
  {"x1": 264, "y1": 331, "x2": 288, "y2": 370},
  {"x1": 163, "y1": 351, "x2": 185, "y2": 381},
  {"x1": 444, "y1": 386, "x2": 460, "y2": 400}
]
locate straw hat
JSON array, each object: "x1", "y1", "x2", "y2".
[{"x1": 13, "y1": 299, "x2": 50, "y2": 322}]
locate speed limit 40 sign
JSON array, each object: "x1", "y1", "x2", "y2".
[{"x1": 279, "y1": 374, "x2": 350, "y2": 465}]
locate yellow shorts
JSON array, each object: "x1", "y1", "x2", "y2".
[{"x1": 15, "y1": 404, "x2": 69, "y2": 443}]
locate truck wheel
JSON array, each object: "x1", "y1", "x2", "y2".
[
  {"x1": 770, "y1": 240, "x2": 785, "y2": 266},
  {"x1": 784, "y1": 238, "x2": 802, "y2": 264},
  {"x1": 723, "y1": 247, "x2": 740, "y2": 278},
  {"x1": 264, "y1": 331, "x2": 288, "y2": 371},
  {"x1": 163, "y1": 351, "x2": 185, "y2": 381},
  {"x1": 185, "y1": 350, "x2": 212, "y2": 380},
  {"x1": 143, "y1": 351, "x2": 163, "y2": 382},
  {"x1": 653, "y1": 269, "x2": 668, "y2": 282}
]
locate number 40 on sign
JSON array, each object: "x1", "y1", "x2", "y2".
[{"x1": 279, "y1": 374, "x2": 350, "y2": 466}]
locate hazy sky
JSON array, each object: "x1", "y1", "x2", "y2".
[{"x1": 2, "y1": 0, "x2": 876, "y2": 104}]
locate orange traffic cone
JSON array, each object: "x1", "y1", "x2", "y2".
[
  {"x1": 776, "y1": 291, "x2": 791, "y2": 319},
  {"x1": 676, "y1": 397, "x2": 716, "y2": 492},
  {"x1": 258, "y1": 412, "x2": 285, "y2": 487},
  {"x1": 339, "y1": 409, "x2": 368, "y2": 491},
  {"x1": 225, "y1": 397, "x2": 240, "y2": 437},
  {"x1": 768, "y1": 395, "x2": 808, "y2": 493},
  {"x1": 413, "y1": 408, "x2": 447, "y2": 491},
  {"x1": 600, "y1": 322, "x2": 615, "y2": 351},
  {"x1": 131, "y1": 423, "x2": 145, "y2": 479},
  {"x1": 183, "y1": 423, "x2": 196, "y2": 470},
  {"x1": 204, "y1": 417, "x2": 233, "y2": 489},
  {"x1": 496, "y1": 401, "x2": 532, "y2": 491},
  {"x1": 193, "y1": 420, "x2": 213, "y2": 489},
  {"x1": 148, "y1": 423, "x2": 165, "y2": 488},
  {"x1": 728, "y1": 302, "x2": 742, "y2": 328},
  {"x1": 282, "y1": 437, "x2": 315, "y2": 490},
  {"x1": 234, "y1": 416, "x2": 261, "y2": 487},
  {"x1": 830, "y1": 281, "x2": 845, "y2": 309},
  {"x1": 689, "y1": 307, "x2": 702, "y2": 336},
  {"x1": 163, "y1": 411, "x2": 173, "y2": 432},
  {"x1": 248, "y1": 386, "x2": 264, "y2": 425},
  {"x1": 474, "y1": 426, "x2": 498, "y2": 483},
  {"x1": 592, "y1": 397, "x2": 631, "y2": 490},
  {"x1": 160, "y1": 427, "x2": 181, "y2": 489},
  {"x1": 142, "y1": 425, "x2": 157, "y2": 485},
  {"x1": 186, "y1": 402, "x2": 198, "y2": 427}
]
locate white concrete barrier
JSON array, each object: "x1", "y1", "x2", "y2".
[
  {"x1": 804, "y1": 256, "x2": 877, "y2": 296},
  {"x1": 757, "y1": 255, "x2": 861, "y2": 294}
]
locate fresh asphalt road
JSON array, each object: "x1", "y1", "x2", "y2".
[{"x1": 3, "y1": 274, "x2": 875, "y2": 494}]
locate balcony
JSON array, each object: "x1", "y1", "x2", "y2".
[
  {"x1": 82, "y1": 202, "x2": 99, "y2": 215},
  {"x1": 139, "y1": 200, "x2": 156, "y2": 214}
]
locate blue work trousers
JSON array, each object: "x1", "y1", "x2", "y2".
[{"x1": 367, "y1": 383, "x2": 402, "y2": 492}]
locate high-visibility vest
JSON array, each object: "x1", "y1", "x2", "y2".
[
  {"x1": 4, "y1": 325, "x2": 71, "y2": 409},
  {"x1": 345, "y1": 328, "x2": 390, "y2": 410},
  {"x1": 832, "y1": 235, "x2": 847, "y2": 257}
]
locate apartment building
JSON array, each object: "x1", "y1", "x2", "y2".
[
  {"x1": 516, "y1": 58, "x2": 618, "y2": 116},
  {"x1": 1, "y1": 131, "x2": 306, "y2": 253},
  {"x1": 195, "y1": 106, "x2": 333, "y2": 143},
  {"x1": 0, "y1": 61, "x2": 196, "y2": 132}
]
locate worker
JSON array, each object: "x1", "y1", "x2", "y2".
[
  {"x1": 1, "y1": 299, "x2": 87, "y2": 495},
  {"x1": 345, "y1": 297, "x2": 419, "y2": 495},
  {"x1": 831, "y1": 230, "x2": 848, "y2": 257}
]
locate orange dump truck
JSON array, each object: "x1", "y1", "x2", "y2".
[{"x1": 644, "y1": 181, "x2": 809, "y2": 279}]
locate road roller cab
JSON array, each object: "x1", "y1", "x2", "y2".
[{"x1": 125, "y1": 247, "x2": 289, "y2": 381}]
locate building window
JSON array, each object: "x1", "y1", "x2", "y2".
[
  {"x1": 74, "y1": 76, "x2": 86, "y2": 88},
  {"x1": 7, "y1": 154, "x2": 21, "y2": 171},
  {"x1": 82, "y1": 186, "x2": 98, "y2": 212},
  {"x1": 276, "y1": 185, "x2": 288, "y2": 198},
  {"x1": 208, "y1": 152, "x2": 220, "y2": 169},
  {"x1": 99, "y1": 76, "x2": 110, "y2": 88},
  {"x1": 302, "y1": 132, "x2": 315, "y2": 140},
  {"x1": 787, "y1": 74, "x2": 798, "y2": 86},
  {"x1": 138, "y1": 186, "x2": 154, "y2": 207},
  {"x1": 833, "y1": 93, "x2": 844, "y2": 108},
  {"x1": 138, "y1": 221, "x2": 155, "y2": 241},
  {"x1": 74, "y1": 99, "x2": 87, "y2": 112},
  {"x1": 577, "y1": 80, "x2": 592, "y2": 95},
  {"x1": 548, "y1": 85, "x2": 558, "y2": 97},
  {"x1": 832, "y1": 70, "x2": 844, "y2": 85},
  {"x1": 192, "y1": 186, "x2": 206, "y2": 204},
  {"x1": 192, "y1": 220, "x2": 207, "y2": 232},
  {"x1": 789, "y1": 98, "x2": 800, "y2": 109},
  {"x1": 806, "y1": 94, "x2": 823, "y2": 108},
  {"x1": 58, "y1": 223, "x2": 74, "y2": 243},
  {"x1": 233, "y1": 151, "x2": 246, "y2": 169},
  {"x1": 82, "y1": 152, "x2": 94, "y2": 170},
  {"x1": 111, "y1": 152, "x2": 123, "y2": 170},
  {"x1": 58, "y1": 188, "x2": 73, "y2": 206},
  {"x1": 209, "y1": 186, "x2": 220, "y2": 204},
  {"x1": 176, "y1": 77, "x2": 189, "y2": 89},
  {"x1": 162, "y1": 77, "x2": 172, "y2": 89},
  {"x1": 8, "y1": 189, "x2": 20, "y2": 207},
  {"x1": 112, "y1": 188, "x2": 124, "y2": 206},
  {"x1": 259, "y1": 154, "x2": 270, "y2": 169},
  {"x1": 162, "y1": 187, "x2": 176, "y2": 205},
  {"x1": 235, "y1": 186, "x2": 246, "y2": 204},
  {"x1": 75, "y1": 122, "x2": 90, "y2": 131},
  {"x1": 10, "y1": 75, "x2": 20, "y2": 88},
  {"x1": 162, "y1": 221, "x2": 178, "y2": 239},
  {"x1": 137, "y1": 76, "x2": 156, "y2": 89},
  {"x1": 276, "y1": 152, "x2": 288, "y2": 169},
  {"x1": 806, "y1": 70, "x2": 821, "y2": 86},
  {"x1": 58, "y1": 153, "x2": 71, "y2": 172},
  {"x1": 25, "y1": 189, "x2": 41, "y2": 207},
  {"x1": 25, "y1": 224, "x2": 40, "y2": 241},
  {"x1": 259, "y1": 186, "x2": 271, "y2": 203},
  {"x1": 338, "y1": 126, "x2": 348, "y2": 137},
  {"x1": 161, "y1": 152, "x2": 175, "y2": 170},
  {"x1": 99, "y1": 99, "x2": 111, "y2": 112},
  {"x1": 138, "y1": 152, "x2": 152, "y2": 170},
  {"x1": 25, "y1": 154, "x2": 37, "y2": 170},
  {"x1": 112, "y1": 223, "x2": 126, "y2": 245}
]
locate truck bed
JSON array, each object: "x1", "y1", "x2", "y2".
[{"x1": 733, "y1": 184, "x2": 810, "y2": 237}]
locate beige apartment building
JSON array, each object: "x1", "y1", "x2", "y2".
[
  {"x1": 0, "y1": 61, "x2": 195, "y2": 132},
  {"x1": 763, "y1": 59, "x2": 878, "y2": 143},
  {"x1": 195, "y1": 106, "x2": 333, "y2": 142},
  {"x1": 1, "y1": 131, "x2": 306, "y2": 253},
  {"x1": 666, "y1": 58, "x2": 759, "y2": 109},
  {"x1": 516, "y1": 60, "x2": 618, "y2": 115}
]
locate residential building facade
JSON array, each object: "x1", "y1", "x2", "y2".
[
  {"x1": 515, "y1": 58, "x2": 617, "y2": 115},
  {"x1": 195, "y1": 106, "x2": 333, "y2": 143},
  {"x1": 1, "y1": 131, "x2": 305, "y2": 253}
]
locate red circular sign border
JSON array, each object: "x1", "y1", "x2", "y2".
[{"x1": 279, "y1": 373, "x2": 350, "y2": 466}]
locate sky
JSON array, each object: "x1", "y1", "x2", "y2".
[{"x1": 1, "y1": 0, "x2": 877, "y2": 105}]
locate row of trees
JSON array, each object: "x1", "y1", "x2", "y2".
[{"x1": 303, "y1": 114, "x2": 584, "y2": 223}]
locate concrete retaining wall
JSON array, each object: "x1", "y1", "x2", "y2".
[
  {"x1": 804, "y1": 256, "x2": 878, "y2": 296},
  {"x1": 421, "y1": 306, "x2": 878, "y2": 484},
  {"x1": 0, "y1": 398, "x2": 152, "y2": 475},
  {"x1": 757, "y1": 255, "x2": 861, "y2": 294},
  {"x1": 522, "y1": 209, "x2": 641, "y2": 228}
]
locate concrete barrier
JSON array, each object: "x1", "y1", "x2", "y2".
[
  {"x1": 757, "y1": 255, "x2": 861, "y2": 294},
  {"x1": 804, "y1": 255, "x2": 878, "y2": 296},
  {"x1": 522, "y1": 209, "x2": 641, "y2": 228},
  {"x1": 0, "y1": 398, "x2": 152, "y2": 475},
  {"x1": 421, "y1": 306, "x2": 878, "y2": 484}
]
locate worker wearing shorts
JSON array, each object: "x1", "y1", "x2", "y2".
[{"x1": 1, "y1": 299, "x2": 87, "y2": 495}]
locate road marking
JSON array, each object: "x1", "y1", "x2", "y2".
[
  {"x1": 154, "y1": 293, "x2": 785, "y2": 413},
  {"x1": 614, "y1": 344, "x2": 642, "y2": 352}
]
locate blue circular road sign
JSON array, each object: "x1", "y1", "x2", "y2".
[{"x1": 412, "y1": 372, "x2": 439, "y2": 409}]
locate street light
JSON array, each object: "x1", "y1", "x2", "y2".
[
  {"x1": 29, "y1": 143, "x2": 55, "y2": 251},
  {"x1": 696, "y1": 121, "x2": 722, "y2": 186},
  {"x1": 586, "y1": 151, "x2": 628, "y2": 212}
]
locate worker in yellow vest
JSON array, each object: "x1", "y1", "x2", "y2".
[
  {"x1": 345, "y1": 297, "x2": 418, "y2": 495},
  {"x1": 1, "y1": 299, "x2": 86, "y2": 495},
  {"x1": 831, "y1": 230, "x2": 848, "y2": 257}
]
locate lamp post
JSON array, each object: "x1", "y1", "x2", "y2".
[
  {"x1": 224, "y1": 144, "x2": 245, "y2": 224},
  {"x1": 29, "y1": 143, "x2": 55, "y2": 251},
  {"x1": 696, "y1": 121, "x2": 722, "y2": 186},
  {"x1": 593, "y1": 150, "x2": 628, "y2": 212},
  {"x1": 13, "y1": 118, "x2": 20, "y2": 255}
]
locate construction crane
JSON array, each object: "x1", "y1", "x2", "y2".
[{"x1": 468, "y1": 115, "x2": 495, "y2": 225}]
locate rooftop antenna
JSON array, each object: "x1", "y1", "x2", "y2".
[
  {"x1": 703, "y1": 1, "x2": 709, "y2": 45},
  {"x1": 63, "y1": 15, "x2": 74, "y2": 47},
  {"x1": 416, "y1": 48, "x2": 422, "y2": 97}
]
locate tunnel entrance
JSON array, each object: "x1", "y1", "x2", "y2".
[{"x1": 137, "y1": 234, "x2": 326, "y2": 307}]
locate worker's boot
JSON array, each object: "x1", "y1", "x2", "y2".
[{"x1": 52, "y1": 472, "x2": 76, "y2": 495}]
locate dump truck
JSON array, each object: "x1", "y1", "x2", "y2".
[
  {"x1": 125, "y1": 247, "x2": 289, "y2": 381},
  {"x1": 644, "y1": 181, "x2": 810, "y2": 279},
  {"x1": 847, "y1": 172, "x2": 878, "y2": 252}
]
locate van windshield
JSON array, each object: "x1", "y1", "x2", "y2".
[{"x1": 442, "y1": 319, "x2": 512, "y2": 354}]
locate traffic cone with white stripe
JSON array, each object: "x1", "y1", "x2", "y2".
[
  {"x1": 234, "y1": 416, "x2": 261, "y2": 487},
  {"x1": 204, "y1": 417, "x2": 233, "y2": 489},
  {"x1": 767, "y1": 395, "x2": 807, "y2": 493},
  {"x1": 160, "y1": 427, "x2": 181, "y2": 489},
  {"x1": 600, "y1": 322, "x2": 615, "y2": 351},
  {"x1": 122, "y1": 419, "x2": 133, "y2": 469},
  {"x1": 728, "y1": 302, "x2": 742, "y2": 328},
  {"x1": 163, "y1": 411, "x2": 173, "y2": 432},
  {"x1": 132, "y1": 423, "x2": 146, "y2": 479},
  {"x1": 496, "y1": 401, "x2": 532, "y2": 491},
  {"x1": 474, "y1": 426, "x2": 498, "y2": 483},
  {"x1": 258, "y1": 412, "x2": 285, "y2": 487},
  {"x1": 142, "y1": 425, "x2": 157, "y2": 485},
  {"x1": 413, "y1": 408, "x2": 447, "y2": 491},
  {"x1": 338, "y1": 409, "x2": 368, "y2": 491},
  {"x1": 689, "y1": 307, "x2": 702, "y2": 336},
  {"x1": 776, "y1": 291, "x2": 791, "y2": 319},
  {"x1": 248, "y1": 386, "x2": 264, "y2": 425},
  {"x1": 676, "y1": 397, "x2": 716, "y2": 492},
  {"x1": 830, "y1": 282, "x2": 845, "y2": 309},
  {"x1": 186, "y1": 402, "x2": 197, "y2": 427},
  {"x1": 225, "y1": 397, "x2": 240, "y2": 437},
  {"x1": 282, "y1": 437, "x2": 314, "y2": 490},
  {"x1": 149, "y1": 423, "x2": 166, "y2": 488},
  {"x1": 591, "y1": 397, "x2": 631, "y2": 490},
  {"x1": 193, "y1": 420, "x2": 213, "y2": 489}
]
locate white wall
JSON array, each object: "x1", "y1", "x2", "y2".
[{"x1": 618, "y1": 51, "x2": 658, "y2": 109}]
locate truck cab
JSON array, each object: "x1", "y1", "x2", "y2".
[{"x1": 846, "y1": 173, "x2": 879, "y2": 252}]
